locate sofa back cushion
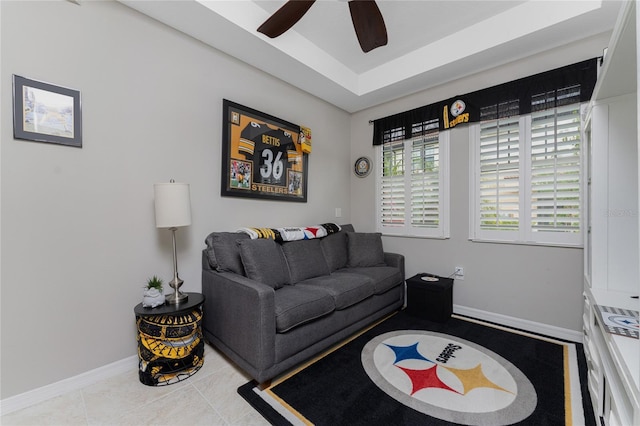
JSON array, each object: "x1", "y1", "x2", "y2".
[
  {"x1": 238, "y1": 239, "x2": 290, "y2": 289},
  {"x1": 282, "y1": 239, "x2": 331, "y2": 283},
  {"x1": 346, "y1": 232, "x2": 385, "y2": 267},
  {"x1": 340, "y1": 224, "x2": 355, "y2": 232},
  {"x1": 320, "y1": 231, "x2": 348, "y2": 271},
  {"x1": 204, "y1": 232, "x2": 250, "y2": 275}
]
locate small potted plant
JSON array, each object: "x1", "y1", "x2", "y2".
[{"x1": 142, "y1": 275, "x2": 165, "y2": 307}]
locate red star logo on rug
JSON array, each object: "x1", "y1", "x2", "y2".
[{"x1": 397, "y1": 365, "x2": 461, "y2": 395}]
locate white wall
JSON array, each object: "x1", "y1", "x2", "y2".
[
  {"x1": 0, "y1": 0, "x2": 351, "y2": 399},
  {"x1": 350, "y1": 32, "x2": 611, "y2": 332}
]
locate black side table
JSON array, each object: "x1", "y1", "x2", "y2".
[
  {"x1": 134, "y1": 292, "x2": 205, "y2": 386},
  {"x1": 406, "y1": 273, "x2": 453, "y2": 322}
]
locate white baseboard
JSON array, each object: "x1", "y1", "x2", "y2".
[
  {"x1": 0, "y1": 355, "x2": 138, "y2": 416},
  {"x1": 453, "y1": 304, "x2": 583, "y2": 343}
]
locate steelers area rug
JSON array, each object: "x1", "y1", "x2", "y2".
[{"x1": 238, "y1": 311, "x2": 594, "y2": 426}]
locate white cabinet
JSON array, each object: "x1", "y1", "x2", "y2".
[
  {"x1": 583, "y1": 289, "x2": 639, "y2": 425},
  {"x1": 582, "y1": 1, "x2": 640, "y2": 425},
  {"x1": 588, "y1": 95, "x2": 638, "y2": 292}
]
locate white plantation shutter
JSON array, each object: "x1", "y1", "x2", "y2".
[
  {"x1": 378, "y1": 120, "x2": 449, "y2": 238},
  {"x1": 411, "y1": 123, "x2": 440, "y2": 228},
  {"x1": 529, "y1": 87, "x2": 582, "y2": 243},
  {"x1": 479, "y1": 113, "x2": 520, "y2": 231},
  {"x1": 475, "y1": 100, "x2": 521, "y2": 238},
  {"x1": 471, "y1": 87, "x2": 583, "y2": 247},
  {"x1": 381, "y1": 141, "x2": 405, "y2": 226}
]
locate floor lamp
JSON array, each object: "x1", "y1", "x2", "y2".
[{"x1": 154, "y1": 180, "x2": 191, "y2": 305}]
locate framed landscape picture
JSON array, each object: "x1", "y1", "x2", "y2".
[
  {"x1": 12, "y1": 75, "x2": 82, "y2": 148},
  {"x1": 221, "y1": 99, "x2": 308, "y2": 202}
]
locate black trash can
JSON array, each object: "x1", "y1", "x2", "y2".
[{"x1": 406, "y1": 273, "x2": 454, "y2": 322}]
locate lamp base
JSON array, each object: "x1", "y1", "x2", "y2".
[
  {"x1": 166, "y1": 276, "x2": 187, "y2": 305},
  {"x1": 165, "y1": 291, "x2": 188, "y2": 305}
]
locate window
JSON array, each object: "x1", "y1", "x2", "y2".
[
  {"x1": 371, "y1": 60, "x2": 595, "y2": 244},
  {"x1": 377, "y1": 119, "x2": 450, "y2": 238},
  {"x1": 470, "y1": 89, "x2": 583, "y2": 247}
]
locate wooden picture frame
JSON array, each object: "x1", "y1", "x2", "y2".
[
  {"x1": 221, "y1": 99, "x2": 308, "y2": 202},
  {"x1": 12, "y1": 75, "x2": 82, "y2": 148}
]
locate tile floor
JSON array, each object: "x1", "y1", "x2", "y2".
[{"x1": 1, "y1": 344, "x2": 269, "y2": 426}]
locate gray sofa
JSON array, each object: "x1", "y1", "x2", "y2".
[{"x1": 201, "y1": 224, "x2": 405, "y2": 384}]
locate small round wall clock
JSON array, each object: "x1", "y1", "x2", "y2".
[{"x1": 354, "y1": 156, "x2": 372, "y2": 178}]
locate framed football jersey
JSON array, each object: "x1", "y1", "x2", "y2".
[{"x1": 221, "y1": 100, "x2": 308, "y2": 202}]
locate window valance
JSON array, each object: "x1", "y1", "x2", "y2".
[{"x1": 372, "y1": 58, "x2": 597, "y2": 145}]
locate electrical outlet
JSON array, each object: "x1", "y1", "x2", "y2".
[{"x1": 454, "y1": 266, "x2": 464, "y2": 280}]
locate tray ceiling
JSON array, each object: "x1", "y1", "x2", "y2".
[{"x1": 120, "y1": 0, "x2": 622, "y2": 112}]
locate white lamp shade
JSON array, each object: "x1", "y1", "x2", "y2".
[{"x1": 154, "y1": 182, "x2": 192, "y2": 228}]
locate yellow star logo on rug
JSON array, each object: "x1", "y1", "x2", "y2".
[{"x1": 442, "y1": 364, "x2": 513, "y2": 395}]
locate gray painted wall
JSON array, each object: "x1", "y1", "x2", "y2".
[
  {"x1": 0, "y1": 0, "x2": 612, "y2": 400},
  {"x1": 0, "y1": 1, "x2": 351, "y2": 399},
  {"x1": 349, "y1": 33, "x2": 611, "y2": 333}
]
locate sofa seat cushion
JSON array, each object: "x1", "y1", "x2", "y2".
[
  {"x1": 274, "y1": 286, "x2": 335, "y2": 333},
  {"x1": 296, "y1": 273, "x2": 375, "y2": 310},
  {"x1": 336, "y1": 267, "x2": 402, "y2": 295},
  {"x1": 282, "y1": 239, "x2": 331, "y2": 283}
]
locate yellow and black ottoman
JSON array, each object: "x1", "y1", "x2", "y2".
[{"x1": 134, "y1": 293, "x2": 205, "y2": 386}]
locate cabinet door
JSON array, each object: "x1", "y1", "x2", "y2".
[{"x1": 583, "y1": 117, "x2": 593, "y2": 284}]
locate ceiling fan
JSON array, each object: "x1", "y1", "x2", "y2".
[{"x1": 257, "y1": 0, "x2": 388, "y2": 53}]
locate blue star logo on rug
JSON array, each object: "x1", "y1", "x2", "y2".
[{"x1": 362, "y1": 331, "x2": 537, "y2": 425}]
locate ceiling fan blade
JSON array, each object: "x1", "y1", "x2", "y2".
[
  {"x1": 348, "y1": 0, "x2": 387, "y2": 53},
  {"x1": 257, "y1": 0, "x2": 316, "y2": 38}
]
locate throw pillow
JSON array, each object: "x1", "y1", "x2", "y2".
[
  {"x1": 204, "y1": 232, "x2": 250, "y2": 275},
  {"x1": 238, "y1": 239, "x2": 290, "y2": 289},
  {"x1": 346, "y1": 232, "x2": 385, "y2": 267},
  {"x1": 281, "y1": 239, "x2": 331, "y2": 283},
  {"x1": 320, "y1": 231, "x2": 348, "y2": 271}
]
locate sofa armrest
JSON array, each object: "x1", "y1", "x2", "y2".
[
  {"x1": 384, "y1": 252, "x2": 405, "y2": 281},
  {"x1": 202, "y1": 250, "x2": 214, "y2": 272},
  {"x1": 201, "y1": 269, "x2": 276, "y2": 370}
]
